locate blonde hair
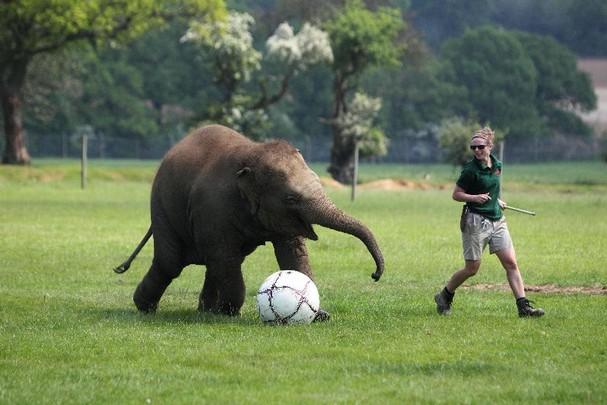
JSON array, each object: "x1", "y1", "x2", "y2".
[{"x1": 471, "y1": 127, "x2": 494, "y2": 147}]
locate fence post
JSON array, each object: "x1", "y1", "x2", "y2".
[{"x1": 81, "y1": 135, "x2": 88, "y2": 189}]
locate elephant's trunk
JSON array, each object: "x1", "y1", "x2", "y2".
[{"x1": 305, "y1": 198, "x2": 385, "y2": 281}]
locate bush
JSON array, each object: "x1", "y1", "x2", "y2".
[{"x1": 438, "y1": 118, "x2": 478, "y2": 166}]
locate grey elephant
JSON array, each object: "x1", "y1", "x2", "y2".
[{"x1": 114, "y1": 124, "x2": 385, "y2": 320}]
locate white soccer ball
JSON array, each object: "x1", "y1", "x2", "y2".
[{"x1": 256, "y1": 270, "x2": 320, "y2": 324}]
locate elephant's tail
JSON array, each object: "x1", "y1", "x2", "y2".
[{"x1": 113, "y1": 226, "x2": 153, "y2": 274}]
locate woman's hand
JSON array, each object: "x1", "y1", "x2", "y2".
[
  {"x1": 498, "y1": 198, "x2": 507, "y2": 209},
  {"x1": 453, "y1": 185, "x2": 492, "y2": 205},
  {"x1": 472, "y1": 193, "x2": 492, "y2": 204}
]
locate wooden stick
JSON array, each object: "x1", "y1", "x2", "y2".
[{"x1": 505, "y1": 205, "x2": 536, "y2": 216}]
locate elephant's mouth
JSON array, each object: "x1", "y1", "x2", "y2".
[{"x1": 298, "y1": 215, "x2": 318, "y2": 240}]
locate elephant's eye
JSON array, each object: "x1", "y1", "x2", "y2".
[{"x1": 284, "y1": 195, "x2": 300, "y2": 205}]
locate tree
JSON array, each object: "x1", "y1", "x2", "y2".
[
  {"x1": 324, "y1": 0, "x2": 404, "y2": 183},
  {"x1": 514, "y1": 31, "x2": 596, "y2": 136},
  {"x1": 182, "y1": 11, "x2": 333, "y2": 139},
  {"x1": 120, "y1": 22, "x2": 214, "y2": 141},
  {"x1": 0, "y1": 0, "x2": 225, "y2": 164},
  {"x1": 21, "y1": 25, "x2": 208, "y2": 148},
  {"x1": 20, "y1": 50, "x2": 83, "y2": 137},
  {"x1": 439, "y1": 26, "x2": 597, "y2": 140},
  {"x1": 439, "y1": 26, "x2": 541, "y2": 138},
  {"x1": 335, "y1": 92, "x2": 387, "y2": 158}
]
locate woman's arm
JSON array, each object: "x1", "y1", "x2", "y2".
[{"x1": 452, "y1": 184, "x2": 492, "y2": 204}]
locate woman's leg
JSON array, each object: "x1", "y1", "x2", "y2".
[
  {"x1": 447, "y1": 260, "x2": 481, "y2": 292},
  {"x1": 435, "y1": 260, "x2": 481, "y2": 315},
  {"x1": 495, "y1": 247, "x2": 525, "y2": 299},
  {"x1": 495, "y1": 247, "x2": 545, "y2": 317}
]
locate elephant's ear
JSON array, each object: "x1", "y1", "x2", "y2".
[{"x1": 236, "y1": 167, "x2": 259, "y2": 215}]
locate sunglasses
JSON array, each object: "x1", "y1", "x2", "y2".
[{"x1": 470, "y1": 145, "x2": 486, "y2": 150}]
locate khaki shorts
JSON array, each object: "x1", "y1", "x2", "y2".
[{"x1": 462, "y1": 212, "x2": 513, "y2": 261}]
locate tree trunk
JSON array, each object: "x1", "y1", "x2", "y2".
[
  {"x1": 1, "y1": 59, "x2": 31, "y2": 165},
  {"x1": 328, "y1": 73, "x2": 354, "y2": 184},
  {"x1": 328, "y1": 126, "x2": 355, "y2": 184}
]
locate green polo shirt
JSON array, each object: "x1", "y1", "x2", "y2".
[{"x1": 456, "y1": 154, "x2": 503, "y2": 220}]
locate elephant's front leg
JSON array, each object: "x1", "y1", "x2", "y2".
[
  {"x1": 272, "y1": 237, "x2": 314, "y2": 279},
  {"x1": 199, "y1": 255, "x2": 245, "y2": 316},
  {"x1": 272, "y1": 237, "x2": 330, "y2": 322}
]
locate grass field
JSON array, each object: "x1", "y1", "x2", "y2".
[{"x1": 1, "y1": 159, "x2": 606, "y2": 403}]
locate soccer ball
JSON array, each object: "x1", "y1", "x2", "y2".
[{"x1": 256, "y1": 270, "x2": 320, "y2": 324}]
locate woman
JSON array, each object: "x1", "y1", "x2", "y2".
[{"x1": 434, "y1": 127, "x2": 544, "y2": 317}]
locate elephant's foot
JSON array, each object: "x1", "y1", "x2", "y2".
[
  {"x1": 313, "y1": 308, "x2": 331, "y2": 322},
  {"x1": 133, "y1": 283, "x2": 161, "y2": 313},
  {"x1": 133, "y1": 270, "x2": 172, "y2": 313},
  {"x1": 197, "y1": 302, "x2": 241, "y2": 316},
  {"x1": 217, "y1": 302, "x2": 241, "y2": 316},
  {"x1": 133, "y1": 295, "x2": 159, "y2": 313}
]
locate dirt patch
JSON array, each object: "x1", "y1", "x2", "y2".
[
  {"x1": 37, "y1": 170, "x2": 66, "y2": 182},
  {"x1": 358, "y1": 179, "x2": 448, "y2": 190},
  {"x1": 320, "y1": 177, "x2": 447, "y2": 190},
  {"x1": 319, "y1": 177, "x2": 346, "y2": 189},
  {"x1": 462, "y1": 283, "x2": 607, "y2": 295}
]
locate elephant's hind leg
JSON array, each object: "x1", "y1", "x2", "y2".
[
  {"x1": 133, "y1": 238, "x2": 184, "y2": 313},
  {"x1": 133, "y1": 262, "x2": 174, "y2": 312}
]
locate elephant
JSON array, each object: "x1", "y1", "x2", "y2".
[{"x1": 114, "y1": 124, "x2": 385, "y2": 320}]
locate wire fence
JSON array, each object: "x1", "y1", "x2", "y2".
[{"x1": 3, "y1": 131, "x2": 603, "y2": 163}]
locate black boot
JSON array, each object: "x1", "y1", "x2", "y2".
[
  {"x1": 434, "y1": 287, "x2": 454, "y2": 315},
  {"x1": 517, "y1": 297, "x2": 545, "y2": 318}
]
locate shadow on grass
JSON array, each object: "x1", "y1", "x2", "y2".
[{"x1": 87, "y1": 306, "x2": 259, "y2": 326}]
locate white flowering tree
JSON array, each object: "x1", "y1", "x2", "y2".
[
  {"x1": 181, "y1": 12, "x2": 261, "y2": 105},
  {"x1": 182, "y1": 12, "x2": 332, "y2": 138},
  {"x1": 336, "y1": 92, "x2": 387, "y2": 158}
]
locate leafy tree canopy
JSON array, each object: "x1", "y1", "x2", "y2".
[
  {"x1": 0, "y1": 0, "x2": 225, "y2": 57},
  {"x1": 514, "y1": 31, "x2": 596, "y2": 111},
  {"x1": 514, "y1": 31, "x2": 596, "y2": 136},
  {"x1": 325, "y1": 0, "x2": 404, "y2": 80},
  {"x1": 0, "y1": 0, "x2": 225, "y2": 164},
  {"x1": 440, "y1": 26, "x2": 541, "y2": 138},
  {"x1": 440, "y1": 26, "x2": 597, "y2": 139}
]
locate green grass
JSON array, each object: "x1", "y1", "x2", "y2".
[{"x1": 1, "y1": 160, "x2": 606, "y2": 403}]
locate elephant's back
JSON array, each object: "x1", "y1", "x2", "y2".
[
  {"x1": 150, "y1": 125, "x2": 252, "y2": 248},
  {"x1": 160, "y1": 125, "x2": 252, "y2": 175},
  {"x1": 169, "y1": 124, "x2": 251, "y2": 161}
]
